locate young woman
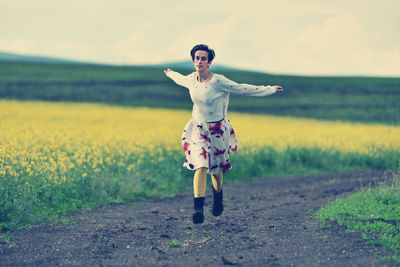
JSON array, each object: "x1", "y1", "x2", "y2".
[{"x1": 164, "y1": 44, "x2": 283, "y2": 224}]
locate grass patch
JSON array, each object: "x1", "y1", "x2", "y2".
[
  {"x1": 167, "y1": 239, "x2": 182, "y2": 247},
  {"x1": 317, "y1": 174, "x2": 400, "y2": 262}
]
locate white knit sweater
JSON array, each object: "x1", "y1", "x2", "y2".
[{"x1": 166, "y1": 70, "x2": 277, "y2": 123}]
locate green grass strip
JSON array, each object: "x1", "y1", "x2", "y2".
[
  {"x1": 317, "y1": 176, "x2": 400, "y2": 262},
  {"x1": 1, "y1": 146, "x2": 399, "y2": 232}
]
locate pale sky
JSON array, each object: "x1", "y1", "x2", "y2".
[{"x1": 1, "y1": 0, "x2": 399, "y2": 76}]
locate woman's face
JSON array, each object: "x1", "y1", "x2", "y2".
[{"x1": 193, "y1": 50, "x2": 211, "y2": 72}]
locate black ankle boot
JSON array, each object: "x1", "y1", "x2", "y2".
[
  {"x1": 193, "y1": 197, "x2": 205, "y2": 224},
  {"x1": 212, "y1": 186, "x2": 224, "y2": 216}
]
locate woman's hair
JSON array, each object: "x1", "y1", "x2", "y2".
[{"x1": 190, "y1": 44, "x2": 215, "y2": 63}]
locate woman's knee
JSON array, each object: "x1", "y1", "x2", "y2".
[
  {"x1": 212, "y1": 172, "x2": 223, "y2": 179},
  {"x1": 196, "y1": 167, "x2": 208, "y2": 174}
]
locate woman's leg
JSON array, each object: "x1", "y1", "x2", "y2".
[
  {"x1": 193, "y1": 167, "x2": 208, "y2": 197},
  {"x1": 211, "y1": 172, "x2": 224, "y2": 216},
  {"x1": 192, "y1": 167, "x2": 208, "y2": 224},
  {"x1": 211, "y1": 172, "x2": 223, "y2": 192}
]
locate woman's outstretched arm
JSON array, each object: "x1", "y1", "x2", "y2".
[
  {"x1": 164, "y1": 68, "x2": 191, "y2": 88},
  {"x1": 216, "y1": 75, "x2": 283, "y2": 96}
]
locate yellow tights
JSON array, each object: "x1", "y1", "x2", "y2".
[{"x1": 193, "y1": 167, "x2": 223, "y2": 198}]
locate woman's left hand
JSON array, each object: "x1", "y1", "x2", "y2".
[{"x1": 275, "y1": 86, "x2": 284, "y2": 92}]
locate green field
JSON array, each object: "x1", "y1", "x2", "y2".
[{"x1": 1, "y1": 61, "x2": 399, "y2": 124}]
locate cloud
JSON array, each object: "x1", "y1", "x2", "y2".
[
  {"x1": 0, "y1": 38, "x2": 93, "y2": 61},
  {"x1": 113, "y1": 17, "x2": 239, "y2": 65},
  {"x1": 363, "y1": 45, "x2": 400, "y2": 76},
  {"x1": 279, "y1": 14, "x2": 362, "y2": 73},
  {"x1": 0, "y1": 39, "x2": 37, "y2": 54},
  {"x1": 166, "y1": 17, "x2": 238, "y2": 60},
  {"x1": 278, "y1": 13, "x2": 400, "y2": 76},
  {"x1": 113, "y1": 22, "x2": 160, "y2": 64}
]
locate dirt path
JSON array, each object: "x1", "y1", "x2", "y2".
[{"x1": 1, "y1": 170, "x2": 399, "y2": 266}]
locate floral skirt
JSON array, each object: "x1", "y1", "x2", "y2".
[{"x1": 181, "y1": 118, "x2": 238, "y2": 175}]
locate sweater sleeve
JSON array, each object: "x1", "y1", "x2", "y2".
[
  {"x1": 165, "y1": 70, "x2": 191, "y2": 88},
  {"x1": 216, "y1": 75, "x2": 276, "y2": 96}
]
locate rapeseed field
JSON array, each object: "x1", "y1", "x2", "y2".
[{"x1": 1, "y1": 100, "x2": 399, "y2": 230}]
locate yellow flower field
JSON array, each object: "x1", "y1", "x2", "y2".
[
  {"x1": 1, "y1": 100, "x2": 399, "y2": 182},
  {"x1": 0, "y1": 100, "x2": 399, "y2": 230},
  {"x1": 230, "y1": 112, "x2": 399, "y2": 155}
]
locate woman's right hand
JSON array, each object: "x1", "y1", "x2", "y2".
[{"x1": 164, "y1": 68, "x2": 172, "y2": 74}]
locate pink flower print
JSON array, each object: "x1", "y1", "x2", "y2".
[
  {"x1": 200, "y1": 147, "x2": 207, "y2": 160},
  {"x1": 200, "y1": 133, "x2": 211, "y2": 144},
  {"x1": 210, "y1": 165, "x2": 218, "y2": 171},
  {"x1": 230, "y1": 145, "x2": 238, "y2": 152},
  {"x1": 209, "y1": 122, "x2": 224, "y2": 137},
  {"x1": 214, "y1": 148, "x2": 226, "y2": 157},
  {"x1": 220, "y1": 161, "x2": 231, "y2": 172},
  {"x1": 183, "y1": 142, "x2": 190, "y2": 154}
]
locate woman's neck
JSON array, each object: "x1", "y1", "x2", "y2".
[{"x1": 197, "y1": 70, "x2": 213, "y2": 83}]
